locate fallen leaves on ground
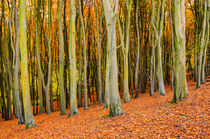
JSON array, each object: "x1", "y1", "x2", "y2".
[{"x1": 0, "y1": 78, "x2": 209, "y2": 138}]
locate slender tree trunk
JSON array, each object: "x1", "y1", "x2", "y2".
[
  {"x1": 35, "y1": 0, "x2": 52, "y2": 114},
  {"x1": 6, "y1": 0, "x2": 24, "y2": 123},
  {"x1": 117, "y1": 15, "x2": 124, "y2": 98},
  {"x1": 194, "y1": 0, "x2": 199, "y2": 82},
  {"x1": 168, "y1": 0, "x2": 175, "y2": 90},
  {"x1": 150, "y1": 44, "x2": 155, "y2": 96},
  {"x1": 135, "y1": 0, "x2": 140, "y2": 98},
  {"x1": 150, "y1": 0, "x2": 166, "y2": 95},
  {"x1": 19, "y1": 0, "x2": 36, "y2": 129},
  {"x1": 95, "y1": 1, "x2": 102, "y2": 105},
  {"x1": 156, "y1": 37, "x2": 166, "y2": 95},
  {"x1": 201, "y1": 19, "x2": 209, "y2": 83},
  {"x1": 46, "y1": 0, "x2": 53, "y2": 113},
  {"x1": 3, "y1": 28, "x2": 12, "y2": 120},
  {"x1": 197, "y1": 0, "x2": 207, "y2": 88},
  {"x1": 150, "y1": 0, "x2": 156, "y2": 96},
  {"x1": 156, "y1": 0, "x2": 166, "y2": 96},
  {"x1": 58, "y1": 0, "x2": 66, "y2": 115},
  {"x1": 77, "y1": 20, "x2": 82, "y2": 107},
  {"x1": 64, "y1": 0, "x2": 70, "y2": 109},
  {"x1": 68, "y1": 0, "x2": 78, "y2": 117},
  {"x1": 78, "y1": 0, "x2": 88, "y2": 110},
  {"x1": 104, "y1": 42, "x2": 110, "y2": 108},
  {"x1": 14, "y1": 25, "x2": 24, "y2": 123},
  {"x1": 0, "y1": 2, "x2": 6, "y2": 119},
  {"x1": 123, "y1": 0, "x2": 132, "y2": 103},
  {"x1": 34, "y1": 0, "x2": 43, "y2": 114}
]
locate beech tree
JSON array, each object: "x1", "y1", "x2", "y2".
[
  {"x1": 94, "y1": 0, "x2": 103, "y2": 105},
  {"x1": 197, "y1": 0, "x2": 208, "y2": 88},
  {"x1": 123, "y1": 0, "x2": 132, "y2": 103},
  {"x1": 150, "y1": 0, "x2": 166, "y2": 96},
  {"x1": 58, "y1": 0, "x2": 66, "y2": 115},
  {"x1": 103, "y1": 0, "x2": 124, "y2": 116},
  {"x1": 172, "y1": 0, "x2": 188, "y2": 102},
  {"x1": 68, "y1": 0, "x2": 78, "y2": 116},
  {"x1": 35, "y1": 0, "x2": 52, "y2": 114},
  {"x1": 78, "y1": 0, "x2": 88, "y2": 110},
  {"x1": 19, "y1": 0, "x2": 36, "y2": 128}
]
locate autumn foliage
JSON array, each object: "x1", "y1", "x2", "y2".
[{"x1": 0, "y1": 77, "x2": 209, "y2": 138}]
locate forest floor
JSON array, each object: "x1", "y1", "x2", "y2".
[{"x1": 0, "y1": 77, "x2": 209, "y2": 138}]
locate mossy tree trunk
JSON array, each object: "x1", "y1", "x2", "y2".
[
  {"x1": 35, "y1": 0, "x2": 52, "y2": 115},
  {"x1": 150, "y1": 0, "x2": 166, "y2": 96},
  {"x1": 19, "y1": 0, "x2": 36, "y2": 129},
  {"x1": 122, "y1": 0, "x2": 132, "y2": 103},
  {"x1": 78, "y1": 0, "x2": 88, "y2": 110},
  {"x1": 95, "y1": 1, "x2": 103, "y2": 106},
  {"x1": 201, "y1": 17, "x2": 209, "y2": 83},
  {"x1": 68, "y1": 0, "x2": 78, "y2": 117},
  {"x1": 58, "y1": 0, "x2": 66, "y2": 115},
  {"x1": 103, "y1": 0, "x2": 124, "y2": 117},
  {"x1": 197, "y1": 0, "x2": 208, "y2": 88},
  {"x1": 172, "y1": 0, "x2": 188, "y2": 103},
  {"x1": 135, "y1": 0, "x2": 141, "y2": 98}
]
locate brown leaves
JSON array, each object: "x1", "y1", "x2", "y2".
[{"x1": 0, "y1": 78, "x2": 209, "y2": 138}]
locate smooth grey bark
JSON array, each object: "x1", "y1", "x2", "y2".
[
  {"x1": 156, "y1": 0, "x2": 166, "y2": 96},
  {"x1": 201, "y1": 19, "x2": 209, "y2": 83},
  {"x1": 104, "y1": 42, "x2": 110, "y2": 108},
  {"x1": 19, "y1": 0, "x2": 36, "y2": 129},
  {"x1": 7, "y1": 0, "x2": 24, "y2": 124},
  {"x1": 150, "y1": 0, "x2": 166, "y2": 96},
  {"x1": 197, "y1": 0, "x2": 207, "y2": 88},
  {"x1": 14, "y1": 26, "x2": 24, "y2": 124},
  {"x1": 58, "y1": 0, "x2": 66, "y2": 115},
  {"x1": 172, "y1": 0, "x2": 188, "y2": 103},
  {"x1": 103, "y1": 0, "x2": 124, "y2": 116},
  {"x1": 68, "y1": 0, "x2": 78, "y2": 117}
]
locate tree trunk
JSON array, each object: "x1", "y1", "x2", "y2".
[
  {"x1": 172, "y1": 0, "x2": 188, "y2": 103},
  {"x1": 68, "y1": 0, "x2": 78, "y2": 117},
  {"x1": 135, "y1": 0, "x2": 140, "y2": 98},
  {"x1": 78, "y1": 0, "x2": 88, "y2": 110},
  {"x1": 14, "y1": 25, "x2": 25, "y2": 123},
  {"x1": 103, "y1": 0, "x2": 124, "y2": 117},
  {"x1": 77, "y1": 17, "x2": 82, "y2": 108},
  {"x1": 35, "y1": 0, "x2": 52, "y2": 114},
  {"x1": 150, "y1": 0, "x2": 166, "y2": 96},
  {"x1": 201, "y1": 18, "x2": 209, "y2": 83},
  {"x1": 95, "y1": 1, "x2": 103, "y2": 105},
  {"x1": 123, "y1": 0, "x2": 132, "y2": 103},
  {"x1": 19, "y1": 0, "x2": 36, "y2": 129},
  {"x1": 104, "y1": 42, "x2": 110, "y2": 109},
  {"x1": 58, "y1": 0, "x2": 66, "y2": 115},
  {"x1": 168, "y1": 0, "x2": 175, "y2": 90},
  {"x1": 197, "y1": 0, "x2": 207, "y2": 88}
]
